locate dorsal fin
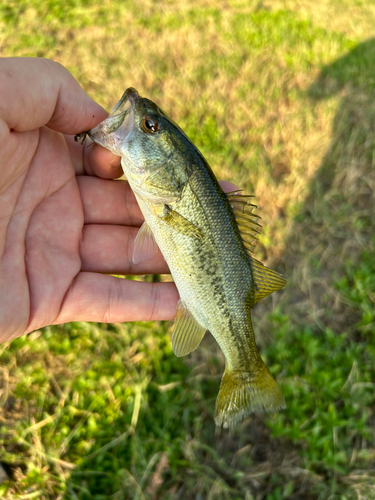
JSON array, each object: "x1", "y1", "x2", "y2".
[
  {"x1": 226, "y1": 191, "x2": 262, "y2": 252},
  {"x1": 250, "y1": 258, "x2": 287, "y2": 304},
  {"x1": 226, "y1": 191, "x2": 287, "y2": 301}
]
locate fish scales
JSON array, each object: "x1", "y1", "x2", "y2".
[
  {"x1": 85, "y1": 87, "x2": 287, "y2": 427},
  {"x1": 137, "y1": 150, "x2": 255, "y2": 369}
]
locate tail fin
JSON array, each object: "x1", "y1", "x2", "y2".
[{"x1": 214, "y1": 361, "x2": 285, "y2": 428}]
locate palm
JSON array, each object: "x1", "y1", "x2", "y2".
[
  {"x1": 22, "y1": 127, "x2": 84, "y2": 333},
  {"x1": 0, "y1": 121, "x2": 180, "y2": 342},
  {"x1": 1, "y1": 125, "x2": 79, "y2": 336}
]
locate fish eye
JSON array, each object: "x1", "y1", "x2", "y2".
[{"x1": 142, "y1": 115, "x2": 159, "y2": 134}]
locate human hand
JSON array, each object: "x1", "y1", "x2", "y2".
[{"x1": 0, "y1": 57, "x2": 179, "y2": 343}]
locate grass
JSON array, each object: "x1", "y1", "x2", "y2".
[{"x1": 1, "y1": 0, "x2": 375, "y2": 498}]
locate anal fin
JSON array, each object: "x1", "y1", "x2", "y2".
[{"x1": 172, "y1": 301, "x2": 206, "y2": 357}]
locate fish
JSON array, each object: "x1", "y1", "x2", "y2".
[{"x1": 83, "y1": 88, "x2": 287, "y2": 427}]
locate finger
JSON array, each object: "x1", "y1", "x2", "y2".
[
  {"x1": 53, "y1": 272, "x2": 179, "y2": 325},
  {"x1": 77, "y1": 176, "x2": 143, "y2": 226},
  {"x1": 0, "y1": 58, "x2": 107, "y2": 133},
  {"x1": 220, "y1": 181, "x2": 241, "y2": 193},
  {"x1": 65, "y1": 135, "x2": 123, "y2": 178},
  {"x1": 77, "y1": 178, "x2": 238, "y2": 227},
  {"x1": 80, "y1": 224, "x2": 169, "y2": 274},
  {"x1": 87, "y1": 143, "x2": 122, "y2": 178}
]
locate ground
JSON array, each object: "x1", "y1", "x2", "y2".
[{"x1": 0, "y1": 1, "x2": 375, "y2": 498}]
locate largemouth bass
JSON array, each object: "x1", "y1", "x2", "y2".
[{"x1": 81, "y1": 88, "x2": 287, "y2": 427}]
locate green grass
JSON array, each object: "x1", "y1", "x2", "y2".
[{"x1": 1, "y1": 0, "x2": 375, "y2": 498}]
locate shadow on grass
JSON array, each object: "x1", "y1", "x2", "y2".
[
  {"x1": 257, "y1": 37, "x2": 375, "y2": 499},
  {"x1": 63, "y1": 40, "x2": 375, "y2": 500},
  {"x1": 281, "y1": 37, "x2": 375, "y2": 329}
]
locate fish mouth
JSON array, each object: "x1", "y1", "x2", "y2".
[{"x1": 88, "y1": 87, "x2": 139, "y2": 154}]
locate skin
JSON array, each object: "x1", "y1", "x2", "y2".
[
  {"x1": 0, "y1": 57, "x2": 179, "y2": 343},
  {"x1": 0, "y1": 58, "x2": 236, "y2": 343}
]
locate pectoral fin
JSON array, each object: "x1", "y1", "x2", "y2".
[
  {"x1": 172, "y1": 301, "x2": 206, "y2": 357},
  {"x1": 159, "y1": 205, "x2": 203, "y2": 240},
  {"x1": 132, "y1": 222, "x2": 159, "y2": 264}
]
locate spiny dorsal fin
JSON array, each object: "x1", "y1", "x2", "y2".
[
  {"x1": 172, "y1": 301, "x2": 206, "y2": 357},
  {"x1": 226, "y1": 191, "x2": 262, "y2": 252},
  {"x1": 251, "y1": 257, "x2": 287, "y2": 304},
  {"x1": 226, "y1": 191, "x2": 287, "y2": 301}
]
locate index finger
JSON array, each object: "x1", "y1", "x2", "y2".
[{"x1": 0, "y1": 57, "x2": 107, "y2": 133}]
